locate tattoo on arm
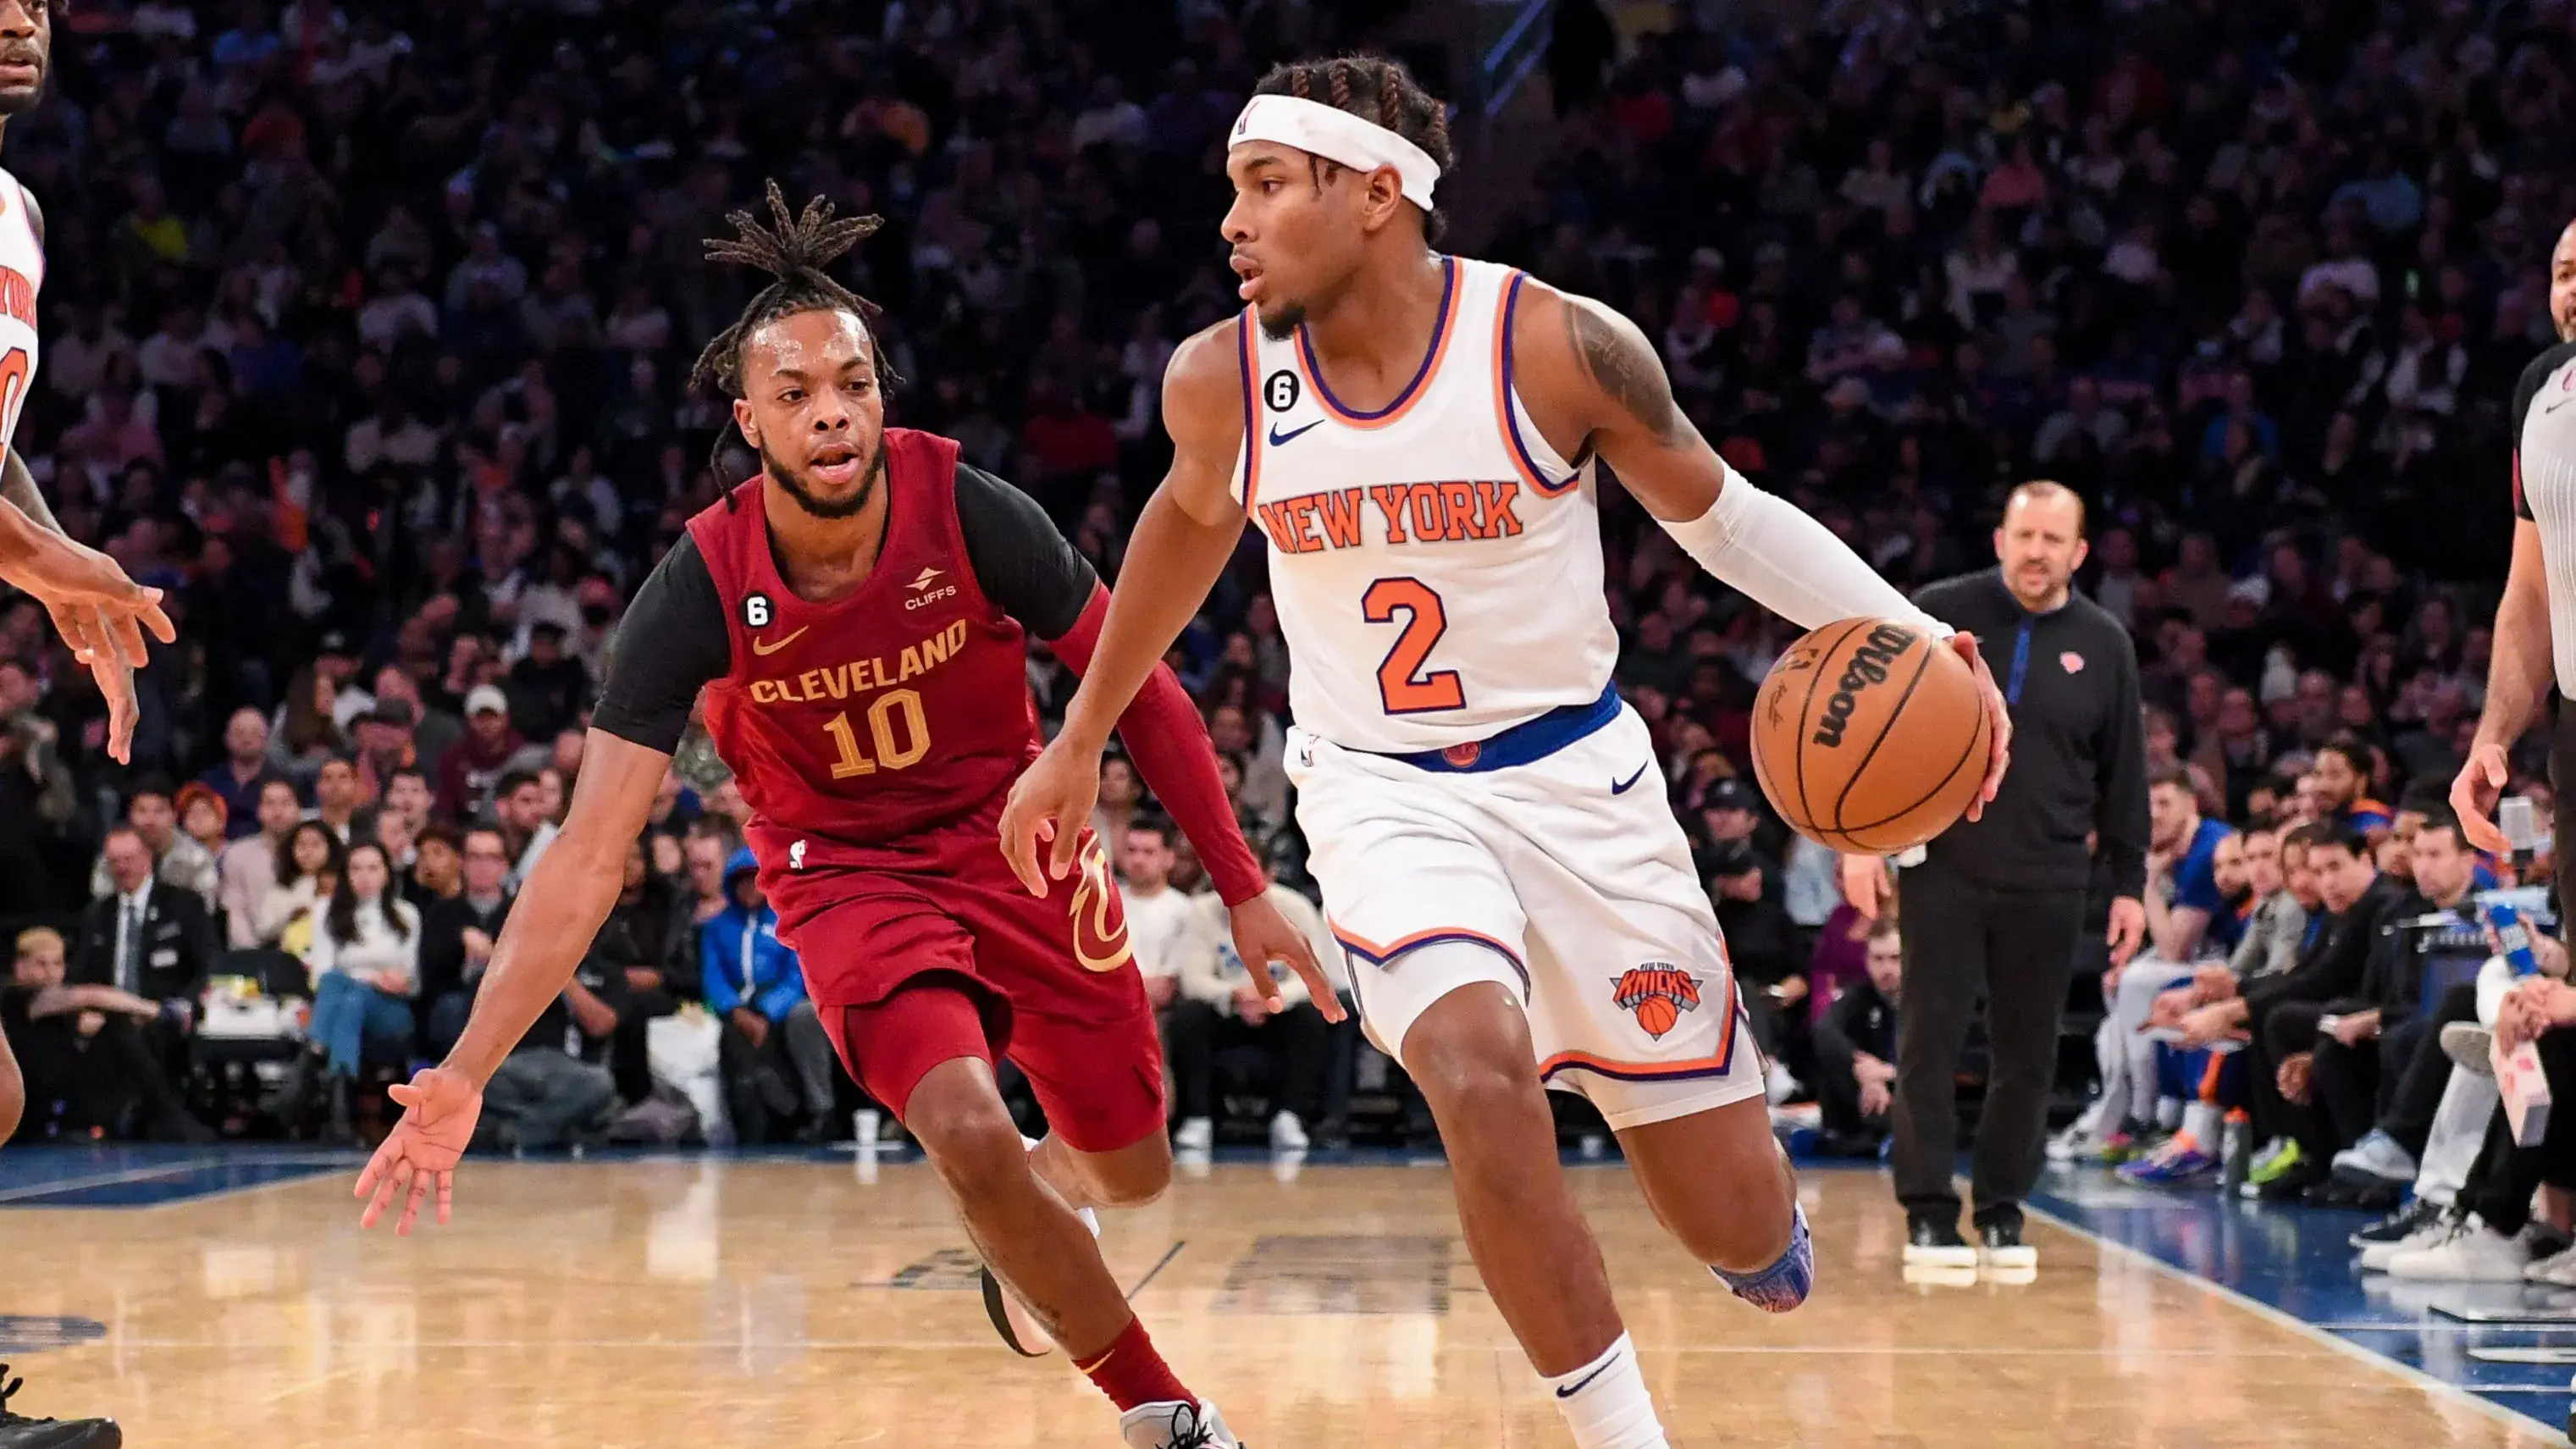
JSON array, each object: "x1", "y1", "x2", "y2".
[
  {"x1": 1564, "y1": 299, "x2": 1687, "y2": 446},
  {"x1": 0, "y1": 449, "x2": 61, "y2": 535}
]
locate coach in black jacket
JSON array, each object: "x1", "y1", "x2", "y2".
[{"x1": 1845, "y1": 482, "x2": 2151, "y2": 1269}]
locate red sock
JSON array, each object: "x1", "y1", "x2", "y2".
[{"x1": 1074, "y1": 1315, "x2": 1193, "y2": 1412}]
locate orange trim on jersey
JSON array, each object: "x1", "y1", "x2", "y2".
[
  {"x1": 1538, "y1": 1004, "x2": 1744, "y2": 1084},
  {"x1": 1236, "y1": 310, "x2": 1263, "y2": 514},
  {"x1": 1490, "y1": 269, "x2": 1551, "y2": 493},
  {"x1": 1296, "y1": 255, "x2": 1459, "y2": 430},
  {"x1": 1331, "y1": 924, "x2": 1525, "y2": 971}
]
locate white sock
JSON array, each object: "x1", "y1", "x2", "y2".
[
  {"x1": 2180, "y1": 1101, "x2": 2222, "y2": 1148},
  {"x1": 1541, "y1": 1333, "x2": 1667, "y2": 1449},
  {"x1": 2154, "y1": 1095, "x2": 2185, "y2": 1131}
]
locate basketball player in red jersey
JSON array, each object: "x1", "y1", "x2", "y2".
[
  {"x1": 353, "y1": 186, "x2": 1332, "y2": 1449},
  {"x1": 1006, "y1": 56, "x2": 2008, "y2": 1449}
]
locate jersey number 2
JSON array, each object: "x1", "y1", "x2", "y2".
[{"x1": 1363, "y1": 578, "x2": 1464, "y2": 714}]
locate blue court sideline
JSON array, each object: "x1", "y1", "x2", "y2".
[
  {"x1": 2029, "y1": 1164, "x2": 2573, "y2": 1436},
  {"x1": 3, "y1": 1145, "x2": 2568, "y2": 1435}
]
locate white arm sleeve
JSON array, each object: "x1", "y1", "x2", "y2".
[{"x1": 1656, "y1": 473, "x2": 1953, "y2": 639}]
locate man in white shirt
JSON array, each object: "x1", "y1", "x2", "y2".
[{"x1": 1125, "y1": 818, "x2": 1330, "y2": 1154}]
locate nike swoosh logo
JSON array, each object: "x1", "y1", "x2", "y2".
[
  {"x1": 1611, "y1": 764, "x2": 1649, "y2": 794},
  {"x1": 750, "y1": 626, "x2": 811, "y2": 656},
  {"x1": 2551, "y1": 399, "x2": 2574, "y2": 413},
  {"x1": 1555, "y1": 1351, "x2": 1621, "y2": 1398},
  {"x1": 1268, "y1": 419, "x2": 1324, "y2": 446}
]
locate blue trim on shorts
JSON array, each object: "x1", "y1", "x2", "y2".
[{"x1": 1374, "y1": 683, "x2": 1621, "y2": 774}]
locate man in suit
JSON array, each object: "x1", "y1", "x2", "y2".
[{"x1": 69, "y1": 826, "x2": 221, "y2": 1137}]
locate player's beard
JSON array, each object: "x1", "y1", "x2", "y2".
[
  {"x1": 762, "y1": 438, "x2": 886, "y2": 521},
  {"x1": 1256, "y1": 302, "x2": 1306, "y2": 342}
]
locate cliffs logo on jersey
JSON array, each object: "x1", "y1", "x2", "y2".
[
  {"x1": 1256, "y1": 479, "x2": 1524, "y2": 556},
  {"x1": 1810, "y1": 623, "x2": 1917, "y2": 749},
  {"x1": 1067, "y1": 832, "x2": 1132, "y2": 972},
  {"x1": 904, "y1": 566, "x2": 958, "y2": 611},
  {"x1": 1611, "y1": 965, "x2": 1702, "y2": 1040}
]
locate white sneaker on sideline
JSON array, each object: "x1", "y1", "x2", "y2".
[
  {"x1": 2332, "y1": 1129, "x2": 2419, "y2": 1184},
  {"x1": 1764, "y1": 1061, "x2": 1799, "y2": 1105},
  {"x1": 2360, "y1": 1215, "x2": 2457, "y2": 1272},
  {"x1": 2386, "y1": 1215, "x2": 2533, "y2": 1282},
  {"x1": 2442, "y1": 1023, "x2": 2497, "y2": 1078},
  {"x1": 1269, "y1": 1110, "x2": 1308, "y2": 1152},
  {"x1": 1172, "y1": 1117, "x2": 1213, "y2": 1153},
  {"x1": 2527, "y1": 1242, "x2": 2576, "y2": 1287}
]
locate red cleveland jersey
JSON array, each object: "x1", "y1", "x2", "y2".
[{"x1": 688, "y1": 429, "x2": 1040, "y2": 867}]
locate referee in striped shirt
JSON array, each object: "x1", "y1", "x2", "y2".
[{"x1": 2453, "y1": 218, "x2": 2576, "y2": 888}]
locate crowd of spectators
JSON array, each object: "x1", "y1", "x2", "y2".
[{"x1": 5, "y1": 0, "x2": 2576, "y2": 1171}]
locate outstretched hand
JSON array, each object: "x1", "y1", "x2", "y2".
[
  {"x1": 355, "y1": 1067, "x2": 484, "y2": 1236},
  {"x1": 5, "y1": 532, "x2": 176, "y2": 765},
  {"x1": 1227, "y1": 894, "x2": 1346, "y2": 1023},
  {"x1": 998, "y1": 737, "x2": 1105, "y2": 896}
]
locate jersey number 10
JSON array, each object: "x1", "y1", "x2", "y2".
[{"x1": 821, "y1": 688, "x2": 932, "y2": 778}]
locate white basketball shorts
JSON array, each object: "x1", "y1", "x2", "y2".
[{"x1": 1285, "y1": 700, "x2": 1764, "y2": 1130}]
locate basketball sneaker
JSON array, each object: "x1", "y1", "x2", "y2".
[
  {"x1": 1901, "y1": 1212, "x2": 1978, "y2": 1269},
  {"x1": 2441, "y1": 1022, "x2": 2496, "y2": 1078},
  {"x1": 2115, "y1": 1136, "x2": 2215, "y2": 1186},
  {"x1": 1118, "y1": 1399, "x2": 1240, "y2": 1448},
  {"x1": 2385, "y1": 1214, "x2": 2532, "y2": 1282},
  {"x1": 1172, "y1": 1118, "x2": 1213, "y2": 1153},
  {"x1": 2351, "y1": 1196, "x2": 2446, "y2": 1251},
  {"x1": 0, "y1": 1364, "x2": 120, "y2": 1449},
  {"x1": 1973, "y1": 1207, "x2": 2038, "y2": 1273}
]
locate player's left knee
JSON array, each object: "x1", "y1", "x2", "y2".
[
  {"x1": 1680, "y1": 1192, "x2": 1794, "y2": 1274},
  {"x1": 1085, "y1": 1148, "x2": 1170, "y2": 1209}
]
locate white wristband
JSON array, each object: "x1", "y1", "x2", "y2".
[{"x1": 1656, "y1": 475, "x2": 1952, "y2": 640}]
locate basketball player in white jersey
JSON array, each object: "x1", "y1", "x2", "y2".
[
  {"x1": 0, "y1": 8, "x2": 168, "y2": 1445},
  {"x1": 1003, "y1": 56, "x2": 2008, "y2": 1449}
]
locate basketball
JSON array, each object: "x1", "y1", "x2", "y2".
[
  {"x1": 1633, "y1": 995, "x2": 1679, "y2": 1038},
  {"x1": 1748, "y1": 617, "x2": 1990, "y2": 855}
]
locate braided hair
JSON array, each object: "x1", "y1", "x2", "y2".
[
  {"x1": 690, "y1": 180, "x2": 891, "y2": 478},
  {"x1": 1252, "y1": 55, "x2": 1455, "y2": 242}
]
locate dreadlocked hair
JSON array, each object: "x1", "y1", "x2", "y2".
[
  {"x1": 691, "y1": 178, "x2": 891, "y2": 395},
  {"x1": 1254, "y1": 54, "x2": 1455, "y2": 243}
]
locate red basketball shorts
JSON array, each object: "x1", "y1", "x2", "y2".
[{"x1": 760, "y1": 814, "x2": 1164, "y2": 1155}]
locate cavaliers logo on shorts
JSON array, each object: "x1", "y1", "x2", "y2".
[
  {"x1": 1610, "y1": 965, "x2": 1702, "y2": 1040},
  {"x1": 1068, "y1": 832, "x2": 1133, "y2": 972}
]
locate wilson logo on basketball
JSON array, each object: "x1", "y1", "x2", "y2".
[
  {"x1": 1611, "y1": 965, "x2": 1702, "y2": 1040},
  {"x1": 1808, "y1": 623, "x2": 1917, "y2": 749},
  {"x1": 1067, "y1": 835, "x2": 1133, "y2": 972}
]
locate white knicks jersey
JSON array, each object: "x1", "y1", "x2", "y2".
[
  {"x1": 0, "y1": 171, "x2": 39, "y2": 454},
  {"x1": 1229, "y1": 255, "x2": 1617, "y2": 754}
]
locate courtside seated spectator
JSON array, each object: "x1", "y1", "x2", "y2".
[
  {"x1": 298, "y1": 842, "x2": 421, "y2": 1142},
  {"x1": 699, "y1": 847, "x2": 835, "y2": 1145},
  {"x1": 1812, "y1": 919, "x2": 1904, "y2": 1158}
]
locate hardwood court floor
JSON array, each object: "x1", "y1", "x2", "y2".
[{"x1": 0, "y1": 1152, "x2": 2556, "y2": 1447}]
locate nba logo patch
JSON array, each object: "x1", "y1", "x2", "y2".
[
  {"x1": 788, "y1": 839, "x2": 806, "y2": 871},
  {"x1": 1611, "y1": 965, "x2": 1701, "y2": 1040},
  {"x1": 2059, "y1": 651, "x2": 2085, "y2": 674}
]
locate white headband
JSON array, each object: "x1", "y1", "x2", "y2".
[{"x1": 1228, "y1": 93, "x2": 1440, "y2": 210}]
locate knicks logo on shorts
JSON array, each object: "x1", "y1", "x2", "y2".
[
  {"x1": 1067, "y1": 833, "x2": 1133, "y2": 972},
  {"x1": 1611, "y1": 965, "x2": 1702, "y2": 1040}
]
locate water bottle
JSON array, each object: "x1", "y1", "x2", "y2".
[
  {"x1": 2219, "y1": 1114, "x2": 2251, "y2": 1192},
  {"x1": 2486, "y1": 898, "x2": 2544, "y2": 979}
]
